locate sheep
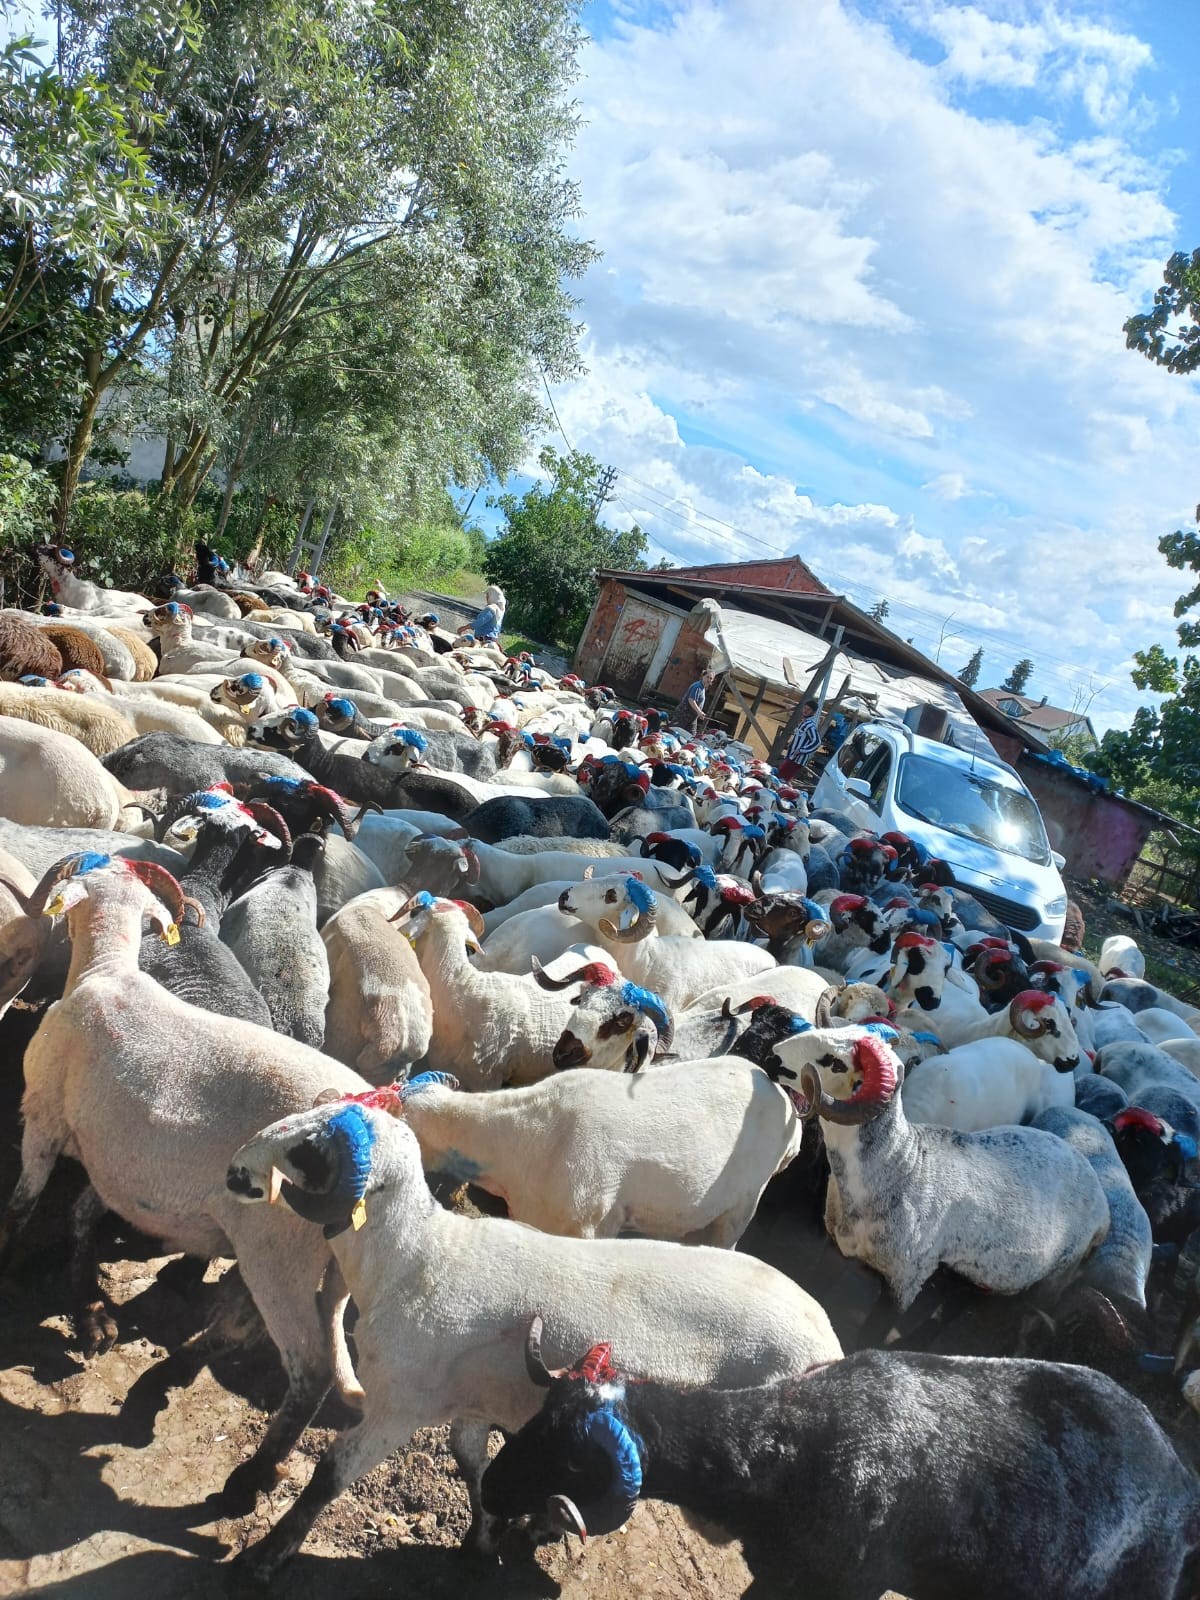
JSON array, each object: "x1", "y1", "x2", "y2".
[
  {"x1": 1099, "y1": 1039, "x2": 1200, "y2": 1116},
  {"x1": 30, "y1": 610, "x2": 142, "y2": 679},
  {"x1": 686, "y1": 964, "x2": 831, "y2": 1020},
  {"x1": 900, "y1": 1036, "x2": 1076, "y2": 1133},
  {"x1": 482, "y1": 1333, "x2": 1200, "y2": 1600},
  {"x1": 105, "y1": 623, "x2": 158, "y2": 680},
  {"x1": 888, "y1": 931, "x2": 989, "y2": 1038},
  {"x1": 1162, "y1": 1037, "x2": 1200, "y2": 1077},
  {"x1": 399, "y1": 1059, "x2": 802, "y2": 1245},
  {"x1": 1031, "y1": 1106, "x2": 1152, "y2": 1317},
  {"x1": 0, "y1": 613, "x2": 63, "y2": 680},
  {"x1": 71, "y1": 682, "x2": 226, "y2": 745},
  {"x1": 0, "y1": 715, "x2": 128, "y2": 829},
  {"x1": 557, "y1": 874, "x2": 775, "y2": 1011},
  {"x1": 0, "y1": 852, "x2": 370, "y2": 1505},
  {"x1": 222, "y1": 1093, "x2": 841, "y2": 1578},
  {"x1": 477, "y1": 875, "x2": 701, "y2": 976},
  {"x1": 320, "y1": 887, "x2": 434, "y2": 1079},
  {"x1": 774, "y1": 1026, "x2": 1109, "y2": 1311},
  {"x1": 809, "y1": 891, "x2": 892, "y2": 972},
  {"x1": 1107, "y1": 1105, "x2": 1200, "y2": 1245},
  {"x1": 1103, "y1": 976, "x2": 1200, "y2": 1030},
  {"x1": 34, "y1": 543, "x2": 152, "y2": 612},
  {"x1": 219, "y1": 833, "x2": 330, "y2": 1045},
  {"x1": 396, "y1": 896, "x2": 659, "y2": 1087},
  {"x1": 460, "y1": 792, "x2": 609, "y2": 843},
  {"x1": 102, "y1": 731, "x2": 311, "y2": 794},
  {"x1": 0, "y1": 683, "x2": 137, "y2": 756},
  {"x1": 465, "y1": 840, "x2": 665, "y2": 907},
  {"x1": 1100, "y1": 933, "x2": 1146, "y2": 980},
  {"x1": 38, "y1": 622, "x2": 114, "y2": 681}
]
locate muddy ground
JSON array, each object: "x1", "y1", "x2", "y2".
[{"x1": 2, "y1": 1002, "x2": 1200, "y2": 1600}]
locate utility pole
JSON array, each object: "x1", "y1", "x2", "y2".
[{"x1": 590, "y1": 465, "x2": 618, "y2": 520}]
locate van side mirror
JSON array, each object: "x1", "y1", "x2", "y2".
[
  {"x1": 845, "y1": 777, "x2": 872, "y2": 800},
  {"x1": 1051, "y1": 849, "x2": 1066, "y2": 870}
]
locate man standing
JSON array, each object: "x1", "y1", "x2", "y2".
[
  {"x1": 677, "y1": 668, "x2": 715, "y2": 735},
  {"x1": 778, "y1": 699, "x2": 821, "y2": 781}
]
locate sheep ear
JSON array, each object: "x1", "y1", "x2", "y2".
[{"x1": 312, "y1": 1088, "x2": 343, "y2": 1107}]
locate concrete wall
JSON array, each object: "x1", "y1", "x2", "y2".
[{"x1": 1019, "y1": 758, "x2": 1155, "y2": 885}]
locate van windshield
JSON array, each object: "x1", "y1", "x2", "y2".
[{"x1": 895, "y1": 754, "x2": 1051, "y2": 866}]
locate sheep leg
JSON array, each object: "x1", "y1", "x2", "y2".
[
  {"x1": 210, "y1": 1234, "x2": 335, "y2": 1515},
  {"x1": 230, "y1": 1406, "x2": 420, "y2": 1581},
  {"x1": 69, "y1": 1184, "x2": 118, "y2": 1355},
  {"x1": 0, "y1": 1121, "x2": 63, "y2": 1272},
  {"x1": 320, "y1": 1256, "x2": 363, "y2": 1413},
  {"x1": 449, "y1": 1418, "x2": 497, "y2": 1553}
]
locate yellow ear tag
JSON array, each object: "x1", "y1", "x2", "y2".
[
  {"x1": 44, "y1": 894, "x2": 65, "y2": 917},
  {"x1": 351, "y1": 1197, "x2": 367, "y2": 1230},
  {"x1": 162, "y1": 922, "x2": 180, "y2": 947}
]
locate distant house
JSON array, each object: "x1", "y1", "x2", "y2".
[{"x1": 977, "y1": 688, "x2": 1098, "y2": 749}]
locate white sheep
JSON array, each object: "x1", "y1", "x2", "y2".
[
  {"x1": 398, "y1": 1059, "x2": 801, "y2": 1244},
  {"x1": 1100, "y1": 934, "x2": 1146, "y2": 981},
  {"x1": 774, "y1": 1026, "x2": 1109, "y2": 1311},
  {"x1": 0, "y1": 715, "x2": 129, "y2": 829},
  {"x1": 223, "y1": 1094, "x2": 842, "y2": 1578},
  {"x1": 557, "y1": 874, "x2": 774, "y2": 1010},
  {"x1": 477, "y1": 873, "x2": 701, "y2": 974},
  {"x1": 321, "y1": 886, "x2": 434, "y2": 1079},
  {"x1": 0, "y1": 852, "x2": 370, "y2": 1514},
  {"x1": 900, "y1": 1037, "x2": 1076, "y2": 1132}
]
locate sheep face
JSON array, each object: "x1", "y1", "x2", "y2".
[
  {"x1": 888, "y1": 933, "x2": 949, "y2": 1012},
  {"x1": 535, "y1": 959, "x2": 667, "y2": 1072},
  {"x1": 828, "y1": 895, "x2": 891, "y2": 954},
  {"x1": 392, "y1": 893, "x2": 485, "y2": 956},
  {"x1": 839, "y1": 838, "x2": 891, "y2": 895},
  {"x1": 365, "y1": 728, "x2": 429, "y2": 773},
  {"x1": 482, "y1": 1321, "x2": 641, "y2": 1543},
  {"x1": 557, "y1": 874, "x2": 659, "y2": 944},
  {"x1": 402, "y1": 836, "x2": 480, "y2": 898},
  {"x1": 1107, "y1": 1106, "x2": 1194, "y2": 1191},
  {"x1": 242, "y1": 637, "x2": 291, "y2": 671},
  {"x1": 145, "y1": 601, "x2": 192, "y2": 636},
  {"x1": 211, "y1": 673, "x2": 273, "y2": 720},
  {"x1": 1007, "y1": 990, "x2": 1081, "y2": 1072},
  {"x1": 247, "y1": 707, "x2": 318, "y2": 749},
  {"x1": 226, "y1": 1093, "x2": 406, "y2": 1234},
  {"x1": 773, "y1": 1027, "x2": 904, "y2": 1124},
  {"x1": 743, "y1": 893, "x2": 829, "y2": 950}
]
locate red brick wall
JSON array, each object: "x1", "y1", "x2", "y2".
[
  {"x1": 574, "y1": 580, "x2": 626, "y2": 682},
  {"x1": 669, "y1": 557, "x2": 828, "y2": 594}
]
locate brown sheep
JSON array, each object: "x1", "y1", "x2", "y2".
[
  {"x1": 230, "y1": 591, "x2": 270, "y2": 615},
  {"x1": 40, "y1": 624, "x2": 114, "y2": 688},
  {"x1": 0, "y1": 615, "x2": 62, "y2": 681},
  {"x1": 105, "y1": 624, "x2": 158, "y2": 681},
  {"x1": 0, "y1": 685, "x2": 137, "y2": 756}
]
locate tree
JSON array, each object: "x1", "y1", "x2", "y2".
[
  {"x1": 869, "y1": 599, "x2": 890, "y2": 622},
  {"x1": 1002, "y1": 659, "x2": 1034, "y2": 695},
  {"x1": 1124, "y1": 248, "x2": 1200, "y2": 375},
  {"x1": 27, "y1": 0, "x2": 591, "y2": 530},
  {"x1": 958, "y1": 646, "x2": 983, "y2": 688},
  {"x1": 485, "y1": 447, "x2": 647, "y2": 646}
]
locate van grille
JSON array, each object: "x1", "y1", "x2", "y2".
[{"x1": 968, "y1": 885, "x2": 1041, "y2": 933}]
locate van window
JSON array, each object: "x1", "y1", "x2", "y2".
[{"x1": 859, "y1": 740, "x2": 892, "y2": 813}]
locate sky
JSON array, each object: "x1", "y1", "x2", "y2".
[{"x1": 527, "y1": 0, "x2": 1200, "y2": 732}]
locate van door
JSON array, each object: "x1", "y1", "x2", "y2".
[{"x1": 824, "y1": 732, "x2": 885, "y2": 832}]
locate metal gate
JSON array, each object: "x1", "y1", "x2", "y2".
[{"x1": 599, "y1": 598, "x2": 669, "y2": 698}]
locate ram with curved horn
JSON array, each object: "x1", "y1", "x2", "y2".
[
  {"x1": 772, "y1": 1024, "x2": 1107, "y2": 1314},
  {"x1": 482, "y1": 1320, "x2": 1200, "y2": 1600}
]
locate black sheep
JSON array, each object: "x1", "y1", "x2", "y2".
[
  {"x1": 460, "y1": 793, "x2": 609, "y2": 844},
  {"x1": 484, "y1": 1327, "x2": 1200, "y2": 1600}
]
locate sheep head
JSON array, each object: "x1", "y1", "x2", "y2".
[
  {"x1": 1006, "y1": 990, "x2": 1081, "y2": 1072},
  {"x1": 828, "y1": 894, "x2": 891, "y2": 954},
  {"x1": 226, "y1": 1093, "x2": 410, "y2": 1239},
  {"x1": 743, "y1": 892, "x2": 829, "y2": 948},
  {"x1": 839, "y1": 835, "x2": 890, "y2": 894},
  {"x1": 557, "y1": 874, "x2": 659, "y2": 944},
  {"x1": 31, "y1": 852, "x2": 203, "y2": 943},
  {"x1": 165, "y1": 787, "x2": 288, "y2": 852},
  {"x1": 145, "y1": 600, "x2": 193, "y2": 635},
  {"x1": 237, "y1": 774, "x2": 371, "y2": 840},
  {"x1": 403, "y1": 835, "x2": 480, "y2": 897},
  {"x1": 365, "y1": 726, "x2": 429, "y2": 773},
  {"x1": 246, "y1": 706, "x2": 318, "y2": 749},
  {"x1": 314, "y1": 695, "x2": 362, "y2": 736},
  {"x1": 481, "y1": 1316, "x2": 643, "y2": 1543},
  {"x1": 887, "y1": 932, "x2": 949, "y2": 1012},
  {"x1": 210, "y1": 672, "x2": 273, "y2": 719},
  {"x1": 389, "y1": 892, "x2": 485, "y2": 955},
  {"x1": 772, "y1": 1027, "x2": 904, "y2": 1126},
  {"x1": 538, "y1": 958, "x2": 670, "y2": 1070}
]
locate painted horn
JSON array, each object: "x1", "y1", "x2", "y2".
[
  {"x1": 279, "y1": 1107, "x2": 372, "y2": 1233},
  {"x1": 544, "y1": 1495, "x2": 588, "y2": 1543},
  {"x1": 524, "y1": 1315, "x2": 567, "y2": 1387},
  {"x1": 813, "y1": 986, "x2": 839, "y2": 1028},
  {"x1": 1009, "y1": 994, "x2": 1048, "y2": 1038},
  {"x1": 242, "y1": 800, "x2": 293, "y2": 851},
  {"x1": 24, "y1": 852, "x2": 107, "y2": 916},
  {"x1": 572, "y1": 1408, "x2": 643, "y2": 1538},
  {"x1": 974, "y1": 954, "x2": 1011, "y2": 993},
  {"x1": 655, "y1": 867, "x2": 697, "y2": 889},
  {"x1": 799, "y1": 1061, "x2": 887, "y2": 1125},
  {"x1": 599, "y1": 910, "x2": 649, "y2": 943},
  {"x1": 531, "y1": 956, "x2": 601, "y2": 991},
  {"x1": 124, "y1": 859, "x2": 206, "y2": 928}
]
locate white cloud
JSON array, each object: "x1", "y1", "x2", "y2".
[{"x1": 540, "y1": 0, "x2": 1199, "y2": 736}]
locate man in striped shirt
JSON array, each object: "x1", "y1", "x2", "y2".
[{"x1": 778, "y1": 699, "x2": 821, "y2": 781}]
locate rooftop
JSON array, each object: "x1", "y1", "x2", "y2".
[{"x1": 977, "y1": 688, "x2": 1097, "y2": 736}]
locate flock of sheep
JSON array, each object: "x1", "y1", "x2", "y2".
[{"x1": 2, "y1": 542, "x2": 1200, "y2": 1598}]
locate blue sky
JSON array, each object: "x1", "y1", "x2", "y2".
[{"x1": 527, "y1": 0, "x2": 1200, "y2": 731}]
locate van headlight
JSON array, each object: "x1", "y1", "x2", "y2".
[{"x1": 1045, "y1": 894, "x2": 1068, "y2": 917}]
